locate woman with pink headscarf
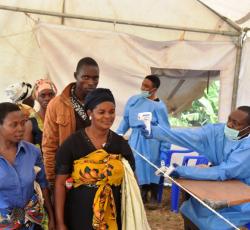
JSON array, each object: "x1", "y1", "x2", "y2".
[{"x1": 24, "y1": 79, "x2": 57, "y2": 149}]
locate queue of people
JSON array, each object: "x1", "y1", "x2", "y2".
[{"x1": 1, "y1": 56, "x2": 250, "y2": 230}]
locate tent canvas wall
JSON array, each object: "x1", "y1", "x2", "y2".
[
  {"x1": 35, "y1": 22, "x2": 237, "y2": 124},
  {"x1": 0, "y1": 0, "x2": 249, "y2": 128}
]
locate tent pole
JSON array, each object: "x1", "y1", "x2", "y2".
[
  {"x1": 196, "y1": 0, "x2": 241, "y2": 32},
  {"x1": 0, "y1": 4, "x2": 240, "y2": 37},
  {"x1": 61, "y1": 0, "x2": 66, "y2": 25},
  {"x1": 231, "y1": 35, "x2": 244, "y2": 111}
]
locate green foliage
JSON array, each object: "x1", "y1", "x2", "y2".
[{"x1": 169, "y1": 81, "x2": 219, "y2": 127}]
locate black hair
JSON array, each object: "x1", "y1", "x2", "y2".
[
  {"x1": 0, "y1": 102, "x2": 20, "y2": 125},
  {"x1": 145, "y1": 75, "x2": 160, "y2": 89},
  {"x1": 76, "y1": 57, "x2": 99, "y2": 73},
  {"x1": 237, "y1": 106, "x2": 250, "y2": 125}
]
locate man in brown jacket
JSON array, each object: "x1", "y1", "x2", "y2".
[{"x1": 42, "y1": 57, "x2": 99, "y2": 185}]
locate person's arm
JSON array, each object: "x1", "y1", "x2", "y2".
[
  {"x1": 154, "y1": 102, "x2": 171, "y2": 152},
  {"x1": 116, "y1": 97, "x2": 135, "y2": 135},
  {"x1": 151, "y1": 125, "x2": 207, "y2": 154},
  {"x1": 35, "y1": 150, "x2": 55, "y2": 230},
  {"x1": 42, "y1": 188, "x2": 55, "y2": 230},
  {"x1": 23, "y1": 120, "x2": 34, "y2": 143},
  {"x1": 42, "y1": 100, "x2": 59, "y2": 184},
  {"x1": 54, "y1": 135, "x2": 74, "y2": 230},
  {"x1": 175, "y1": 146, "x2": 250, "y2": 181},
  {"x1": 116, "y1": 115, "x2": 130, "y2": 135},
  {"x1": 55, "y1": 175, "x2": 69, "y2": 230}
]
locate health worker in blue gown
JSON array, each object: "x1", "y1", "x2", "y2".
[
  {"x1": 142, "y1": 106, "x2": 250, "y2": 230},
  {"x1": 117, "y1": 74, "x2": 170, "y2": 207}
]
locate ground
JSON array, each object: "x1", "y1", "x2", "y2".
[{"x1": 146, "y1": 187, "x2": 184, "y2": 230}]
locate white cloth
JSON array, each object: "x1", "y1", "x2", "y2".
[
  {"x1": 121, "y1": 158, "x2": 151, "y2": 230},
  {"x1": 4, "y1": 82, "x2": 32, "y2": 103}
]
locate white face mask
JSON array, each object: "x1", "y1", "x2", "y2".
[
  {"x1": 140, "y1": 90, "x2": 151, "y2": 98},
  {"x1": 224, "y1": 125, "x2": 250, "y2": 140}
]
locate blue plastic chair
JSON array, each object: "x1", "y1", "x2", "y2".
[
  {"x1": 158, "y1": 149, "x2": 196, "y2": 204},
  {"x1": 245, "y1": 222, "x2": 250, "y2": 229},
  {"x1": 171, "y1": 155, "x2": 209, "y2": 212}
]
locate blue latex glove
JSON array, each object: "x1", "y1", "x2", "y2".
[{"x1": 170, "y1": 163, "x2": 180, "y2": 178}]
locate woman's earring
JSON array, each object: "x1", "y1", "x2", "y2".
[{"x1": 89, "y1": 116, "x2": 92, "y2": 120}]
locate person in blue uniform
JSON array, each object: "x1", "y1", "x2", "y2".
[
  {"x1": 141, "y1": 106, "x2": 250, "y2": 229},
  {"x1": 117, "y1": 75, "x2": 170, "y2": 206}
]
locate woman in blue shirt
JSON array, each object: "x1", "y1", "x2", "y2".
[{"x1": 0, "y1": 102, "x2": 54, "y2": 229}]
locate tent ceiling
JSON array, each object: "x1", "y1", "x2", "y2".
[
  {"x1": 0, "y1": 0, "x2": 249, "y2": 122},
  {"x1": 0, "y1": 0, "x2": 247, "y2": 29},
  {"x1": 200, "y1": 0, "x2": 250, "y2": 28},
  {"x1": 0, "y1": 0, "x2": 243, "y2": 42}
]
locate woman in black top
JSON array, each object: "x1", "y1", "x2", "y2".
[{"x1": 55, "y1": 88, "x2": 135, "y2": 230}]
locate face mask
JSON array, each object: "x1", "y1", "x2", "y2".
[
  {"x1": 224, "y1": 125, "x2": 250, "y2": 140},
  {"x1": 140, "y1": 90, "x2": 151, "y2": 98}
]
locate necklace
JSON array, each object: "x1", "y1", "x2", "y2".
[{"x1": 85, "y1": 128, "x2": 108, "y2": 149}]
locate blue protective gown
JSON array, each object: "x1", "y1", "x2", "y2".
[
  {"x1": 117, "y1": 95, "x2": 170, "y2": 185},
  {"x1": 151, "y1": 123, "x2": 250, "y2": 230}
]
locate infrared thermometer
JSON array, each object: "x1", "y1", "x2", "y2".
[{"x1": 138, "y1": 112, "x2": 152, "y2": 135}]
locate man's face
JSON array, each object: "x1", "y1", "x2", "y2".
[
  {"x1": 75, "y1": 65, "x2": 99, "y2": 100},
  {"x1": 227, "y1": 109, "x2": 250, "y2": 137}
]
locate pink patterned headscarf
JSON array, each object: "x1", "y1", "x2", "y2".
[{"x1": 33, "y1": 79, "x2": 57, "y2": 100}]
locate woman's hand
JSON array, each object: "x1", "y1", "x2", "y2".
[{"x1": 56, "y1": 223, "x2": 68, "y2": 230}]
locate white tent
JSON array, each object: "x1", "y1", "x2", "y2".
[{"x1": 0, "y1": 0, "x2": 249, "y2": 127}]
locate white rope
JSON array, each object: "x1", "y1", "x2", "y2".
[{"x1": 131, "y1": 147, "x2": 240, "y2": 230}]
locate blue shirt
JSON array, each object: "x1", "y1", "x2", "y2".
[
  {"x1": 152, "y1": 123, "x2": 250, "y2": 229},
  {"x1": 0, "y1": 141, "x2": 48, "y2": 210},
  {"x1": 117, "y1": 95, "x2": 171, "y2": 185}
]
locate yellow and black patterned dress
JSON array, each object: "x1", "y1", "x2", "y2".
[{"x1": 56, "y1": 129, "x2": 135, "y2": 230}]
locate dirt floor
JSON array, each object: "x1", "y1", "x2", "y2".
[{"x1": 146, "y1": 187, "x2": 184, "y2": 230}]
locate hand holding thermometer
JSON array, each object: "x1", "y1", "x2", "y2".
[{"x1": 138, "y1": 112, "x2": 152, "y2": 135}]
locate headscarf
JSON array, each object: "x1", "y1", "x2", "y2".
[
  {"x1": 4, "y1": 82, "x2": 33, "y2": 103},
  {"x1": 32, "y1": 79, "x2": 57, "y2": 100},
  {"x1": 84, "y1": 88, "x2": 115, "y2": 111}
]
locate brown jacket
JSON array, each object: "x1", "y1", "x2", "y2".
[{"x1": 42, "y1": 83, "x2": 76, "y2": 182}]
